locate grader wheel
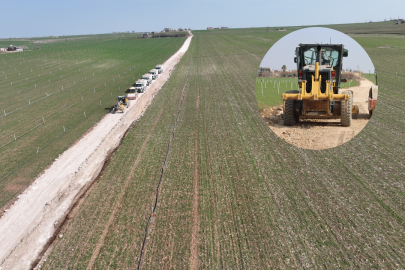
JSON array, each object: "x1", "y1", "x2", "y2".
[
  {"x1": 283, "y1": 90, "x2": 300, "y2": 126},
  {"x1": 341, "y1": 90, "x2": 353, "y2": 127}
]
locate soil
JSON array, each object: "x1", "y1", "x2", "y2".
[
  {"x1": 0, "y1": 34, "x2": 193, "y2": 269},
  {"x1": 261, "y1": 78, "x2": 375, "y2": 150}
]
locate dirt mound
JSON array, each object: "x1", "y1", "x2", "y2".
[{"x1": 260, "y1": 105, "x2": 283, "y2": 125}]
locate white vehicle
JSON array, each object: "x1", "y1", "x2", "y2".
[
  {"x1": 142, "y1": 73, "x2": 153, "y2": 85},
  {"x1": 135, "y1": 79, "x2": 147, "y2": 93},
  {"x1": 126, "y1": 86, "x2": 138, "y2": 100},
  {"x1": 149, "y1": 69, "x2": 159, "y2": 80},
  {"x1": 155, "y1": 64, "x2": 164, "y2": 74}
]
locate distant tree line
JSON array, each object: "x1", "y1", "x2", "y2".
[{"x1": 151, "y1": 32, "x2": 187, "y2": 38}]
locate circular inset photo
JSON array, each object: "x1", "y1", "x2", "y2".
[{"x1": 257, "y1": 27, "x2": 378, "y2": 150}]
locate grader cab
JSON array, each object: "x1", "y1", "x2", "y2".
[{"x1": 282, "y1": 44, "x2": 355, "y2": 126}]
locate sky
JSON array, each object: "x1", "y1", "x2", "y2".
[
  {"x1": 0, "y1": 0, "x2": 404, "y2": 38},
  {"x1": 260, "y1": 27, "x2": 375, "y2": 73}
]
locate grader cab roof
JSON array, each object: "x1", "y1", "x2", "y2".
[{"x1": 117, "y1": 95, "x2": 126, "y2": 102}]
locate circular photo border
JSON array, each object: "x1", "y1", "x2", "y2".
[{"x1": 257, "y1": 27, "x2": 378, "y2": 150}]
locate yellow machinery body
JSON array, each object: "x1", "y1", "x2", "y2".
[
  {"x1": 112, "y1": 96, "x2": 130, "y2": 114},
  {"x1": 117, "y1": 103, "x2": 125, "y2": 113},
  {"x1": 282, "y1": 62, "x2": 350, "y2": 119}
]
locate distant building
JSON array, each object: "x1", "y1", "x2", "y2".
[
  {"x1": 142, "y1": 33, "x2": 149, "y2": 38},
  {"x1": 257, "y1": 67, "x2": 273, "y2": 77},
  {"x1": 207, "y1": 27, "x2": 213, "y2": 30}
]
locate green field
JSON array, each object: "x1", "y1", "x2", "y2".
[
  {"x1": 255, "y1": 77, "x2": 299, "y2": 108},
  {"x1": 42, "y1": 22, "x2": 405, "y2": 269},
  {"x1": 0, "y1": 34, "x2": 186, "y2": 209},
  {"x1": 255, "y1": 77, "x2": 358, "y2": 109}
]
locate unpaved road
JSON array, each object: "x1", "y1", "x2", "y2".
[
  {"x1": 0, "y1": 34, "x2": 192, "y2": 270},
  {"x1": 262, "y1": 78, "x2": 375, "y2": 150}
]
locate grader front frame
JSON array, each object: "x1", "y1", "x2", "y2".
[{"x1": 282, "y1": 44, "x2": 354, "y2": 127}]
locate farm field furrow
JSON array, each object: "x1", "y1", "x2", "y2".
[
  {"x1": 0, "y1": 35, "x2": 186, "y2": 210},
  {"x1": 44, "y1": 23, "x2": 405, "y2": 268}
]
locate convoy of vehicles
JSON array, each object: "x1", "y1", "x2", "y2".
[{"x1": 111, "y1": 64, "x2": 164, "y2": 113}]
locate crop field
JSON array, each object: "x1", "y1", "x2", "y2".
[
  {"x1": 255, "y1": 77, "x2": 299, "y2": 108},
  {"x1": 0, "y1": 34, "x2": 186, "y2": 210},
  {"x1": 43, "y1": 22, "x2": 405, "y2": 269},
  {"x1": 255, "y1": 77, "x2": 358, "y2": 109}
]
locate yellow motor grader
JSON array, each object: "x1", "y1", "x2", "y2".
[
  {"x1": 111, "y1": 96, "x2": 130, "y2": 114},
  {"x1": 282, "y1": 44, "x2": 358, "y2": 126}
]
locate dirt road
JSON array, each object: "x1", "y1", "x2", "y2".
[
  {"x1": 0, "y1": 34, "x2": 192, "y2": 269},
  {"x1": 262, "y1": 78, "x2": 375, "y2": 150}
]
